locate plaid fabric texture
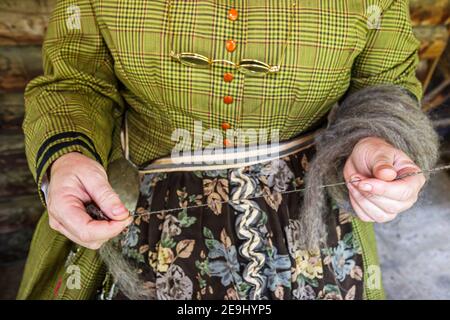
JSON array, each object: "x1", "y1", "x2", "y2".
[
  {"x1": 17, "y1": 211, "x2": 107, "y2": 300},
  {"x1": 20, "y1": 0, "x2": 419, "y2": 299}
]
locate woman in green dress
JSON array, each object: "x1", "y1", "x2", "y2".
[{"x1": 18, "y1": 0, "x2": 438, "y2": 300}]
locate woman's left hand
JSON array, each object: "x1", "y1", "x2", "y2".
[{"x1": 343, "y1": 137, "x2": 426, "y2": 223}]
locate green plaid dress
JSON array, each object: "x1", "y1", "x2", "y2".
[{"x1": 19, "y1": 0, "x2": 421, "y2": 300}]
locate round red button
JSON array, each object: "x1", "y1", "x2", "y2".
[
  {"x1": 226, "y1": 40, "x2": 237, "y2": 53},
  {"x1": 228, "y1": 8, "x2": 238, "y2": 21},
  {"x1": 224, "y1": 73, "x2": 234, "y2": 82},
  {"x1": 223, "y1": 96, "x2": 233, "y2": 104},
  {"x1": 221, "y1": 122, "x2": 231, "y2": 130},
  {"x1": 223, "y1": 138, "x2": 232, "y2": 147}
]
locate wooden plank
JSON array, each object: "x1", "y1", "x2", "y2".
[
  {"x1": 0, "y1": 132, "x2": 36, "y2": 198},
  {"x1": 0, "y1": 229, "x2": 34, "y2": 264},
  {"x1": 413, "y1": 25, "x2": 449, "y2": 91},
  {"x1": 0, "y1": 194, "x2": 42, "y2": 265},
  {"x1": 413, "y1": 26, "x2": 449, "y2": 60},
  {"x1": 0, "y1": 163, "x2": 36, "y2": 198},
  {"x1": 0, "y1": 0, "x2": 56, "y2": 46},
  {"x1": 0, "y1": 195, "x2": 42, "y2": 234},
  {"x1": 0, "y1": 133, "x2": 24, "y2": 155},
  {"x1": 0, "y1": 131, "x2": 34, "y2": 198},
  {"x1": 410, "y1": 0, "x2": 450, "y2": 26},
  {"x1": 0, "y1": 93, "x2": 24, "y2": 132},
  {"x1": 0, "y1": 46, "x2": 43, "y2": 93},
  {"x1": 438, "y1": 38, "x2": 450, "y2": 79}
]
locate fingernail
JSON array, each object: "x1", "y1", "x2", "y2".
[
  {"x1": 350, "y1": 175, "x2": 361, "y2": 183},
  {"x1": 359, "y1": 183, "x2": 373, "y2": 192},
  {"x1": 112, "y1": 206, "x2": 127, "y2": 216}
]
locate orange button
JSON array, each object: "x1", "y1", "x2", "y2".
[
  {"x1": 224, "y1": 73, "x2": 234, "y2": 82},
  {"x1": 223, "y1": 138, "x2": 232, "y2": 147},
  {"x1": 223, "y1": 96, "x2": 233, "y2": 104},
  {"x1": 221, "y1": 122, "x2": 231, "y2": 130},
  {"x1": 228, "y1": 8, "x2": 238, "y2": 21},
  {"x1": 226, "y1": 40, "x2": 237, "y2": 53}
]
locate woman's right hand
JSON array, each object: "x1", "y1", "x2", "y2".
[{"x1": 47, "y1": 152, "x2": 133, "y2": 249}]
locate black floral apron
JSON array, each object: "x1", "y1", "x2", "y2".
[{"x1": 100, "y1": 134, "x2": 364, "y2": 300}]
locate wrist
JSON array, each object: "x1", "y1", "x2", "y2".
[{"x1": 50, "y1": 151, "x2": 83, "y2": 179}]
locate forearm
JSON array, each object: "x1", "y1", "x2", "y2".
[{"x1": 22, "y1": 0, "x2": 124, "y2": 205}]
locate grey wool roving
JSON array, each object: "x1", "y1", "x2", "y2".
[
  {"x1": 299, "y1": 85, "x2": 440, "y2": 251},
  {"x1": 99, "y1": 241, "x2": 156, "y2": 299}
]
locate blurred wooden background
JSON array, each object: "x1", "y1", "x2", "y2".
[{"x1": 0, "y1": 0, "x2": 449, "y2": 299}]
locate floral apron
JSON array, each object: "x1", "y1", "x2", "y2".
[{"x1": 100, "y1": 134, "x2": 364, "y2": 300}]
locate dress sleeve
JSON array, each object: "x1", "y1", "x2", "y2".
[
  {"x1": 348, "y1": 0, "x2": 422, "y2": 102},
  {"x1": 23, "y1": 0, "x2": 124, "y2": 205}
]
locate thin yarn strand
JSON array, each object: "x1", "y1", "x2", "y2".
[{"x1": 131, "y1": 163, "x2": 450, "y2": 217}]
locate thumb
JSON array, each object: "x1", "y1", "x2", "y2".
[
  {"x1": 371, "y1": 154, "x2": 397, "y2": 181},
  {"x1": 84, "y1": 174, "x2": 129, "y2": 221}
]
